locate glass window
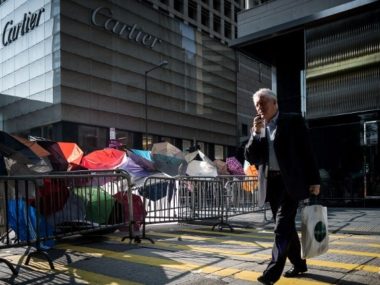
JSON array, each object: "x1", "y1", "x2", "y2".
[
  {"x1": 182, "y1": 139, "x2": 192, "y2": 152},
  {"x1": 224, "y1": 1, "x2": 231, "y2": 17},
  {"x1": 213, "y1": 15, "x2": 221, "y2": 33},
  {"x1": 242, "y1": 123, "x2": 248, "y2": 136},
  {"x1": 142, "y1": 134, "x2": 154, "y2": 150},
  {"x1": 78, "y1": 125, "x2": 107, "y2": 152},
  {"x1": 174, "y1": 1, "x2": 183, "y2": 13},
  {"x1": 214, "y1": 144, "x2": 224, "y2": 160},
  {"x1": 197, "y1": 142, "x2": 205, "y2": 153},
  {"x1": 160, "y1": 136, "x2": 174, "y2": 144},
  {"x1": 188, "y1": 0, "x2": 197, "y2": 20},
  {"x1": 201, "y1": 7, "x2": 209, "y2": 27},
  {"x1": 213, "y1": 0, "x2": 221, "y2": 11},
  {"x1": 113, "y1": 129, "x2": 135, "y2": 149}
]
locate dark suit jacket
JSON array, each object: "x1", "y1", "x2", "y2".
[{"x1": 245, "y1": 112, "x2": 320, "y2": 201}]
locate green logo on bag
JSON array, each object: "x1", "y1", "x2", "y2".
[{"x1": 314, "y1": 221, "x2": 327, "y2": 242}]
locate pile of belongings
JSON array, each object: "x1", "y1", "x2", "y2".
[{"x1": 0, "y1": 131, "x2": 258, "y2": 246}]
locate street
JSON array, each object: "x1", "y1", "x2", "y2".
[{"x1": 0, "y1": 208, "x2": 379, "y2": 284}]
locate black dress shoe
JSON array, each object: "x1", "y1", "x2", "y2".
[
  {"x1": 283, "y1": 266, "x2": 308, "y2": 277},
  {"x1": 257, "y1": 275, "x2": 274, "y2": 285}
]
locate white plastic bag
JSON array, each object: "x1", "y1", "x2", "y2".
[{"x1": 301, "y1": 204, "x2": 329, "y2": 259}]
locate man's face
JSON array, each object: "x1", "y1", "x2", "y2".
[{"x1": 254, "y1": 95, "x2": 278, "y2": 122}]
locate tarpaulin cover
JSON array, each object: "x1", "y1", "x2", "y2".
[{"x1": 7, "y1": 199, "x2": 55, "y2": 249}]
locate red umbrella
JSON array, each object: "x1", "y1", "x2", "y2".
[
  {"x1": 113, "y1": 192, "x2": 146, "y2": 232},
  {"x1": 81, "y1": 148, "x2": 127, "y2": 170},
  {"x1": 57, "y1": 142, "x2": 84, "y2": 170}
]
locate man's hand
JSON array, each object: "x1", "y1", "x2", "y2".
[
  {"x1": 309, "y1": 184, "x2": 320, "y2": 196},
  {"x1": 253, "y1": 115, "x2": 264, "y2": 134}
]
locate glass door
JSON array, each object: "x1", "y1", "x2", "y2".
[{"x1": 363, "y1": 121, "x2": 380, "y2": 198}]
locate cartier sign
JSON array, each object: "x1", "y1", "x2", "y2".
[
  {"x1": 91, "y1": 7, "x2": 162, "y2": 49},
  {"x1": 2, "y1": 7, "x2": 45, "y2": 46}
]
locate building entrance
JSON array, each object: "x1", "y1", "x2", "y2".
[{"x1": 364, "y1": 121, "x2": 380, "y2": 199}]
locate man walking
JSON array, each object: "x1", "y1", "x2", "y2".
[{"x1": 245, "y1": 88, "x2": 320, "y2": 284}]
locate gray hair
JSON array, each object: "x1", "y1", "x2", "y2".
[{"x1": 253, "y1": 88, "x2": 277, "y2": 102}]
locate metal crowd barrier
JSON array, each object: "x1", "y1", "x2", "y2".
[
  {"x1": 136, "y1": 175, "x2": 262, "y2": 243},
  {"x1": 0, "y1": 171, "x2": 263, "y2": 275},
  {"x1": 0, "y1": 170, "x2": 134, "y2": 275}
]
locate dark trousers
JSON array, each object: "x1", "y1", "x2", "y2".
[{"x1": 264, "y1": 174, "x2": 306, "y2": 282}]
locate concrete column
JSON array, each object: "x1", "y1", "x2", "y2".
[
  {"x1": 221, "y1": 0, "x2": 225, "y2": 39},
  {"x1": 197, "y1": 0, "x2": 202, "y2": 31},
  {"x1": 209, "y1": 0, "x2": 214, "y2": 37},
  {"x1": 184, "y1": 0, "x2": 189, "y2": 19}
]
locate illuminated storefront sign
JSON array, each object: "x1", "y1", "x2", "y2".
[
  {"x1": 2, "y1": 7, "x2": 45, "y2": 46},
  {"x1": 91, "y1": 6, "x2": 162, "y2": 49}
]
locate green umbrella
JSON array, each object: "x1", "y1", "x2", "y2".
[{"x1": 74, "y1": 187, "x2": 114, "y2": 224}]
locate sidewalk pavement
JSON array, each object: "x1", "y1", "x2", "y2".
[
  {"x1": 1, "y1": 207, "x2": 379, "y2": 284},
  {"x1": 226, "y1": 207, "x2": 380, "y2": 236}
]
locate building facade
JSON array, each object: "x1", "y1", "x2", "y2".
[
  {"x1": 232, "y1": 0, "x2": 380, "y2": 203},
  {"x1": 0, "y1": 0, "x2": 270, "y2": 160}
]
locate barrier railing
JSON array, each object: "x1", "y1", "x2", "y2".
[
  {"x1": 0, "y1": 170, "x2": 133, "y2": 275},
  {"x1": 0, "y1": 171, "x2": 262, "y2": 275},
  {"x1": 136, "y1": 175, "x2": 262, "y2": 242}
]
